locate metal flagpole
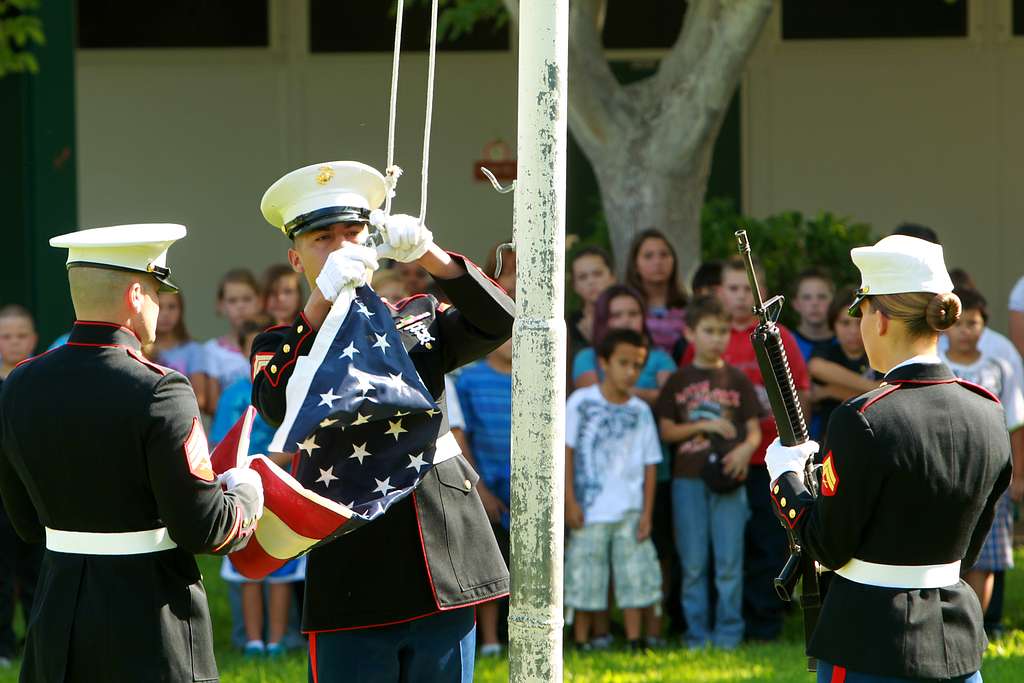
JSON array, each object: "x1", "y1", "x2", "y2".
[{"x1": 508, "y1": 0, "x2": 569, "y2": 681}]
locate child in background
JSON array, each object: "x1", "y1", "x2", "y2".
[
  {"x1": 808, "y1": 287, "x2": 879, "y2": 440},
  {"x1": 396, "y1": 262, "x2": 432, "y2": 296},
  {"x1": 197, "y1": 269, "x2": 262, "y2": 415},
  {"x1": 691, "y1": 261, "x2": 723, "y2": 301},
  {"x1": 940, "y1": 288, "x2": 1024, "y2": 619},
  {"x1": 151, "y1": 292, "x2": 205, "y2": 392},
  {"x1": 213, "y1": 315, "x2": 304, "y2": 657},
  {"x1": 656, "y1": 296, "x2": 761, "y2": 649},
  {"x1": 565, "y1": 329, "x2": 663, "y2": 651},
  {"x1": 0, "y1": 306, "x2": 37, "y2": 379},
  {"x1": 0, "y1": 306, "x2": 41, "y2": 669},
  {"x1": 683, "y1": 256, "x2": 810, "y2": 641},
  {"x1": 625, "y1": 229, "x2": 688, "y2": 356},
  {"x1": 791, "y1": 267, "x2": 836, "y2": 361},
  {"x1": 456, "y1": 339, "x2": 513, "y2": 656},
  {"x1": 572, "y1": 284, "x2": 676, "y2": 643},
  {"x1": 573, "y1": 285, "x2": 675, "y2": 403},
  {"x1": 568, "y1": 246, "x2": 616, "y2": 355},
  {"x1": 262, "y1": 264, "x2": 305, "y2": 326},
  {"x1": 370, "y1": 269, "x2": 409, "y2": 303}
]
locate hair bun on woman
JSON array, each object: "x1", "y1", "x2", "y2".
[{"x1": 926, "y1": 292, "x2": 961, "y2": 331}]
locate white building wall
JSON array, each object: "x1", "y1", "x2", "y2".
[
  {"x1": 744, "y1": 2, "x2": 1024, "y2": 334},
  {"x1": 76, "y1": 4, "x2": 517, "y2": 338}
]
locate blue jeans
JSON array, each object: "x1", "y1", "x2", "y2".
[
  {"x1": 672, "y1": 477, "x2": 749, "y2": 648},
  {"x1": 308, "y1": 607, "x2": 476, "y2": 683},
  {"x1": 817, "y1": 661, "x2": 982, "y2": 682}
]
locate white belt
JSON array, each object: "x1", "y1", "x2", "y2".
[
  {"x1": 45, "y1": 527, "x2": 178, "y2": 556},
  {"x1": 836, "y1": 558, "x2": 961, "y2": 589}
]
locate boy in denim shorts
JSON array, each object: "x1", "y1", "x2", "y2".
[{"x1": 565, "y1": 329, "x2": 663, "y2": 651}]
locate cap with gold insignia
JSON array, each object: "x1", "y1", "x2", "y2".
[
  {"x1": 848, "y1": 235, "x2": 954, "y2": 316},
  {"x1": 261, "y1": 161, "x2": 388, "y2": 239},
  {"x1": 49, "y1": 223, "x2": 187, "y2": 293}
]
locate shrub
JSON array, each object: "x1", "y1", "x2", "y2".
[{"x1": 701, "y1": 198, "x2": 875, "y2": 327}]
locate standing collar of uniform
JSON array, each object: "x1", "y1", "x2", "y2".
[
  {"x1": 68, "y1": 320, "x2": 143, "y2": 351},
  {"x1": 884, "y1": 355, "x2": 953, "y2": 383}
]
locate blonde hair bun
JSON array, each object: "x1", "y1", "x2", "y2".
[{"x1": 926, "y1": 292, "x2": 961, "y2": 331}]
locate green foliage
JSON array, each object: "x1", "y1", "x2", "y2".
[
  {"x1": 702, "y1": 198, "x2": 875, "y2": 326},
  {"x1": 407, "y1": 0, "x2": 508, "y2": 41},
  {"x1": 0, "y1": 0, "x2": 44, "y2": 77}
]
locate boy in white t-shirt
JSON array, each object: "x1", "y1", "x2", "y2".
[
  {"x1": 941, "y1": 288, "x2": 1024, "y2": 619},
  {"x1": 565, "y1": 328, "x2": 663, "y2": 651}
]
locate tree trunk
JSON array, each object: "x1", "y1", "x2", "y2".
[{"x1": 594, "y1": 120, "x2": 718, "y2": 281}]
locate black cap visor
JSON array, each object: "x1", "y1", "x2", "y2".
[
  {"x1": 848, "y1": 290, "x2": 869, "y2": 318},
  {"x1": 286, "y1": 206, "x2": 370, "y2": 239}
]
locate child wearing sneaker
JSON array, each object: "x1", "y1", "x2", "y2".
[
  {"x1": 564, "y1": 329, "x2": 663, "y2": 650},
  {"x1": 656, "y1": 296, "x2": 761, "y2": 649}
]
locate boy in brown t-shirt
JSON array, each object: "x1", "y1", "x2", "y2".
[{"x1": 655, "y1": 296, "x2": 761, "y2": 649}]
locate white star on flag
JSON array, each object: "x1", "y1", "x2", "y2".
[
  {"x1": 372, "y1": 333, "x2": 390, "y2": 353},
  {"x1": 373, "y1": 477, "x2": 395, "y2": 496},
  {"x1": 340, "y1": 341, "x2": 360, "y2": 360},
  {"x1": 351, "y1": 413, "x2": 371, "y2": 426},
  {"x1": 407, "y1": 452, "x2": 427, "y2": 473},
  {"x1": 426, "y1": 408, "x2": 441, "y2": 417},
  {"x1": 385, "y1": 419, "x2": 407, "y2": 440},
  {"x1": 319, "y1": 418, "x2": 339, "y2": 428},
  {"x1": 350, "y1": 368, "x2": 376, "y2": 395},
  {"x1": 349, "y1": 442, "x2": 372, "y2": 464},
  {"x1": 394, "y1": 410, "x2": 410, "y2": 417},
  {"x1": 385, "y1": 373, "x2": 412, "y2": 396},
  {"x1": 356, "y1": 300, "x2": 375, "y2": 317},
  {"x1": 316, "y1": 466, "x2": 338, "y2": 487},
  {"x1": 297, "y1": 435, "x2": 320, "y2": 456},
  {"x1": 319, "y1": 390, "x2": 341, "y2": 408}
]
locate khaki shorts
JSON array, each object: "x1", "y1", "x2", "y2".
[{"x1": 564, "y1": 510, "x2": 662, "y2": 611}]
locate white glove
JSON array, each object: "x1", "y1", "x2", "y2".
[
  {"x1": 315, "y1": 242, "x2": 379, "y2": 302},
  {"x1": 370, "y1": 210, "x2": 434, "y2": 263},
  {"x1": 218, "y1": 466, "x2": 264, "y2": 519},
  {"x1": 764, "y1": 437, "x2": 819, "y2": 484}
]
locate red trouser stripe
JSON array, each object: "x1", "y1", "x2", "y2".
[
  {"x1": 309, "y1": 632, "x2": 319, "y2": 683},
  {"x1": 831, "y1": 664, "x2": 846, "y2": 683}
]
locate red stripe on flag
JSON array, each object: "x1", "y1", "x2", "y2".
[
  {"x1": 250, "y1": 459, "x2": 349, "y2": 539},
  {"x1": 831, "y1": 665, "x2": 846, "y2": 683}
]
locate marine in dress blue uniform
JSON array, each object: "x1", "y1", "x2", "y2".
[
  {"x1": 0, "y1": 225, "x2": 265, "y2": 683},
  {"x1": 252, "y1": 162, "x2": 513, "y2": 683},
  {"x1": 766, "y1": 236, "x2": 1011, "y2": 683}
]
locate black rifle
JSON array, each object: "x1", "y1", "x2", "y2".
[{"x1": 735, "y1": 230, "x2": 822, "y2": 673}]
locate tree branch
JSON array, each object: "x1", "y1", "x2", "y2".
[{"x1": 647, "y1": 0, "x2": 772, "y2": 163}]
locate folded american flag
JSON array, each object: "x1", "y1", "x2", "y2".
[{"x1": 212, "y1": 285, "x2": 445, "y2": 578}]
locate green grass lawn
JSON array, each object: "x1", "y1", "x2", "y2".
[{"x1": 3, "y1": 550, "x2": 1024, "y2": 682}]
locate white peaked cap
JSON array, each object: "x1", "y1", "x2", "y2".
[
  {"x1": 261, "y1": 161, "x2": 388, "y2": 238},
  {"x1": 49, "y1": 223, "x2": 187, "y2": 292},
  {"x1": 848, "y1": 235, "x2": 954, "y2": 315}
]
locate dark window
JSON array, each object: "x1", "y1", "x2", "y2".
[
  {"x1": 782, "y1": 0, "x2": 967, "y2": 40},
  {"x1": 77, "y1": 0, "x2": 269, "y2": 48},
  {"x1": 1014, "y1": 0, "x2": 1024, "y2": 35},
  {"x1": 310, "y1": 1, "x2": 508, "y2": 52},
  {"x1": 603, "y1": 1, "x2": 686, "y2": 49}
]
